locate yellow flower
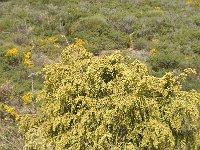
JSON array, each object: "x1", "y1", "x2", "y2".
[
  {"x1": 21, "y1": 93, "x2": 32, "y2": 104},
  {"x1": 75, "y1": 38, "x2": 87, "y2": 48},
  {"x1": 48, "y1": 37, "x2": 57, "y2": 43},
  {"x1": 23, "y1": 51, "x2": 33, "y2": 68},
  {"x1": 23, "y1": 59, "x2": 34, "y2": 68},
  {"x1": 4, "y1": 104, "x2": 19, "y2": 120},
  {"x1": 150, "y1": 48, "x2": 157, "y2": 56},
  {"x1": 24, "y1": 52, "x2": 32, "y2": 59},
  {"x1": 5, "y1": 48, "x2": 18, "y2": 57},
  {"x1": 155, "y1": 7, "x2": 161, "y2": 10}
]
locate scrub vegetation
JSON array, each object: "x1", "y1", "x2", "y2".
[{"x1": 0, "y1": 0, "x2": 200, "y2": 149}]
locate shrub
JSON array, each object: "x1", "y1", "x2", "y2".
[
  {"x1": 192, "y1": 43, "x2": 200, "y2": 54},
  {"x1": 0, "y1": 17, "x2": 15, "y2": 32},
  {"x1": 20, "y1": 40, "x2": 200, "y2": 150},
  {"x1": 4, "y1": 48, "x2": 21, "y2": 67},
  {"x1": 69, "y1": 14, "x2": 129, "y2": 53},
  {"x1": 133, "y1": 38, "x2": 148, "y2": 50},
  {"x1": 0, "y1": 82, "x2": 19, "y2": 123},
  {"x1": 70, "y1": 15, "x2": 108, "y2": 34},
  {"x1": 12, "y1": 33, "x2": 30, "y2": 46},
  {"x1": 114, "y1": 15, "x2": 136, "y2": 34},
  {"x1": 148, "y1": 51, "x2": 182, "y2": 71}
]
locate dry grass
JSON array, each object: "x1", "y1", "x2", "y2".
[{"x1": 0, "y1": 122, "x2": 24, "y2": 150}]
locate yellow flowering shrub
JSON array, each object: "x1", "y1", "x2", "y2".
[
  {"x1": 48, "y1": 37, "x2": 57, "y2": 44},
  {"x1": 35, "y1": 36, "x2": 63, "y2": 57},
  {"x1": 154, "y1": 6, "x2": 161, "y2": 11},
  {"x1": 23, "y1": 52, "x2": 34, "y2": 68},
  {"x1": 19, "y1": 40, "x2": 200, "y2": 150},
  {"x1": 0, "y1": 82, "x2": 17, "y2": 122},
  {"x1": 24, "y1": 52, "x2": 32, "y2": 59},
  {"x1": 150, "y1": 48, "x2": 157, "y2": 56},
  {"x1": 4, "y1": 104, "x2": 19, "y2": 121},
  {"x1": 23, "y1": 59, "x2": 34, "y2": 68},
  {"x1": 5, "y1": 48, "x2": 18, "y2": 57},
  {"x1": 39, "y1": 37, "x2": 58, "y2": 45},
  {"x1": 21, "y1": 92, "x2": 32, "y2": 104}
]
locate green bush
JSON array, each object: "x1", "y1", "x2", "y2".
[
  {"x1": 148, "y1": 51, "x2": 182, "y2": 71},
  {"x1": 70, "y1": 15, "x2": 108, "y2": 34},
  {"x1": 133, "y1": 38, "x2": 148, "y2": 50},
  {"x1": 70, "y1": 15, "x2": 129, "y2": 53},
  {"x1": 192, "y1": 43, "x2": 200, "y2": 54},
  {"x1": 0, "y1": 17, "x2": 15, "y2": 32}
]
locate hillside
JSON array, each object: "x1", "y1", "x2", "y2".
[
  {"x1": 0, "y1": 0, "x2": 200, "y2": 94},
  {"x1": 0, "y1": 0, "x2": 200, "y2": 149}
]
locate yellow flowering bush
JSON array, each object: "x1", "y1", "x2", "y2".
[
  {"x1": 150, "y1": 48, "x2": 157, "y2": 56},
  {"x1": 23, "y1": 59, "x2": 33, "y2": 68},
  {"x1": 4, "y1": 48, "x2": 21, "y2": 66},
  {"x1": 35, "y1": 36, "x2": 64, "y2": 56},
  {"x1": 0, "y1": 82, "x2": 17, "y2": 122},
  {"x1": 5, "y1": 48, "x2": 18, "y2": 57},
  {"x1": 154, "y1": 6, "x2": 161, "y2": 11},
  {"x1": 23, "y1": 52, "x2": 34, "y2": 68},
  {"x1": 74, "y1": 38, "x2": 87, "y2": 47},
  {"x1": 24, "y1": 52, "x2": 32, "y2": 59},
  {"x1": 48, "y1": 37, "x2": 57, "y2": 43},
  {"x1": 19, "y1": 40, "x2": 200, "y2": 150},
  {"x1": 39, "y1": 37, "x2": 58, "y2": 45},
  {"x1": 3, "y1": 104, "x2": 19, "y2": 121},
  {"x1": 21, "y1": 92, "x2": 32, "y2": 104}
]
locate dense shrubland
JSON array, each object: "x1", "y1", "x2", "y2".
[
  {"x1": 0, "y1": 0, "x2": 200, "y2": 149},
  {"x1": 0, "y1": 0, "x2": 199, "y2": 94}
]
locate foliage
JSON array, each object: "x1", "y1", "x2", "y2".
[
  {"x1": 20, "y1": 40, "x2": 200, "y2": 150},
  {"x1": 0, "y1": 0, "x2": 200, "y2": 94},
  {"x1": 0, "y1": 0, "x2": 200, "y2": 149},
  {"x1": 133, "y1": 38, "x2": 148, "y2": 51},
  {"x1": 70, "y1": 14, "x2": 129, "y2": 53},
  {"x1": 148, "y1": 51, "x2": 183, "y2": 71}
]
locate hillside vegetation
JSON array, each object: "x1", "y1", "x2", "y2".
[
  {"x1": 0, "y1": 0, "x2": 200, "y2": 149},
  {"x1": 0, "y1": 0, "x2": 200, "y2": 94}
]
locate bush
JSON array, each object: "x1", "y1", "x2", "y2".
[
  {"x1": 148, "y1": 51, "x2": 182, "y2": 71},
  {"x1": 192, "y1": 43, "x2": 200, "y2": 54},
  {"x1": 70, "y1": 15, "x2": 108, "y2": 34},
  {"x1": 133, "y1": 38, "x2": 148, "y2": 50},
  {"x1": 12, "y1": 33, "x2": 31, "y2": 46},
  {"x1": 20, "y1": 40, "x2": 200, "y2": 150}
]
